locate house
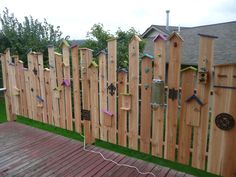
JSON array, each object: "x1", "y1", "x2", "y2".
[{"x1": 142, "y1": 21, "x2": 236, "y2": 65}]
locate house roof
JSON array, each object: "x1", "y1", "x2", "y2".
[{"x1": 142, "y1": 21, "x2": 236, "y2": 65}]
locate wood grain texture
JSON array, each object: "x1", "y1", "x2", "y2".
[
  {"x1": 118, "y1": 71, "x2": 127, "y2": 146},
  {"x1": 178, "y1": 69, "x2": 195, "y2": 164},
  {"x1": 55, "y1": 53, "x2": 66, "y2": 129},
  {"x1": 165, "y1": 33, "x2": 183, "y2": 161},
  {"x1": 80, "y1": 48, "x2": 93, "y2": 144},
  {"x1": 98, "y1": 52, "x2": 108, "y2": 141},
  {"x1": 48, "y1": 47, "x2": 60, "y2": 126},
  {"x1": 71, "y1": 46, "x2": 82, "y2": 133},
  {"x1": 128, "y1": 36, "x2": 140, "y2": 150},
  {"x1": 140, "y1": 57, "x2": 152, "y2": 153},
  {"x1": 89, "y1": 63, "x2": 99, "y2": 139},
  {"x1": 107, "y1": 39, "x2": 117, "y2": 144},
  {"x1": 0, "y1": 52, "x2": 15, "y2": 120},
  {"x1": 208, "y1": 64, "x2": 236, "y2": 177},
  {"x1": 152, "y1": 37, "x2": 166, "y2": 157},
  {"x1": 62, "y1": 44, "x2": 73, "y2": 131},
  {"x1": 192, "y1": 36, "x2": 215, "y2": 170},
  {"x1": 44, "y1": 69, "x2": 53, "y2": 125}
]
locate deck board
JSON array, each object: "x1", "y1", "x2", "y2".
[{"x1": 0, "y1": 122, "x2": 194, "y2": 177}]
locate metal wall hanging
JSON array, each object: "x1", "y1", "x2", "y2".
[
  {"x1": 33, "y1": 67, "x2": 38, "y2": 75},
  {"x1": 168, "y1": 88, "x2": 178, "y2": 100},
  {"x1": 151, "y1": 79, "x2": 165, "y2": 109},
  {"x1": 215, "y1": 113, "x2": 235, "y2": 131},
  {"x1": 107, "y1": 83, "x2": 116, "y2": 96},
  {"x1": 81, "y1": 109, "x2": 91, "y2": 121},
  {"x1": 198, "y1": 68, "x2": 208, "y2": 84},
  {"x1": 61, "y1": 79, "x2": 71, "y2": 87}
]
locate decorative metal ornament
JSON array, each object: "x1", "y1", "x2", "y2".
[
  {"x1": 33, "y1": 67, "x2": 38, "y2": 75},
  {"x1": 215, "y1": 113, "x2": 235, "y2": 131},
  {"x1": 168, "y1": 88, "x2": 178, "y2": 100},
  {"x1": 144, "y1": 67, "x2": 150, "y2": 73},
  {"x1": 107, "y1": 83, "x2": 116, "y2": 96},
  {"x1": 81, "y1": 109, "x2": 91, "y2": 121}
]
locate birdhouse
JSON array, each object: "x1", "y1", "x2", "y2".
[
  {"x1": 198, "y1": 68, "x2": 208, "y2": 84},
  {"x1": 185, "y1": 94, "x2": 204, "y2": 127},
  {"x1": 102, "y1": 109, "x2": 113, "y2": 127},
  {"x1": 120, "y1": 93, "x2": 132, "y2": 111}
]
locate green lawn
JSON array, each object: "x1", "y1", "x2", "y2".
[
  {"x1": 0, "y1": 97, "x2": 7, "y2": 123},
  {"x1": 0, "y1": 98, "x2": 220, "y2": 177}
]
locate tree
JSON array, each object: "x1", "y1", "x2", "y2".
[
  {"x1": 81, "y1": 23, "x2": 145, "y2": 68},
  {"x1": 0, "y1": 8, "x2": 62, "y2": 64}
]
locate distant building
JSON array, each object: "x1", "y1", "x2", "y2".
[{"x1": 142, "y1": 21, "x2": 236, "y2": 65}]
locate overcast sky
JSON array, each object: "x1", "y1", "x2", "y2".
[{"x1": 0, "y1": 0, "x2": 236, "y2": 39}]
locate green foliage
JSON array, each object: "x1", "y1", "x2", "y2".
[
  {"x1": 0, "y1": 8, "x2": 62, "y2": 64},
  {"x1": 81, "y1": 23, "x2": 145, "y2": 68}
]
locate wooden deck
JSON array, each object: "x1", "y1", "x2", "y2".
[{"x1": 0, "y1": 122, "x2": 194, "y2": 177}]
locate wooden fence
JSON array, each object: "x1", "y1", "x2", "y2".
[{"x1": 1, "y1": 32, "x2": 236, "y2": 177}]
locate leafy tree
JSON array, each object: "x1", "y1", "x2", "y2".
[
  {"x1": 0, "y1": 8, "x2": 62, "y2": 64},
  {"x1": 81, "y1": 23, "x2": 145, "y2": 68}
]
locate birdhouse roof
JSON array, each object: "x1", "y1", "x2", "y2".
[
  {"x1": 59, "y1": 39, "x2": 70, "y2": 48},
  {"x1": 181, "y1": 66, "x2": 197, "y2": 72},
  {"x1": 141, "y1": 53, "x2": 154, "y2": 59},
  {"x1": 186, "y1": 94, "x2": 204, "y2": 105},
  {"x1": 153, "y1": 34, "x2": 167, "y2": 42},
  {"x1": 117, "y1": 68, "x2": 128, "y2": 73},
  {"x1": 168, "y1": 32, "x2": 184, "y2": 41},
  {"x1": 130, "y1": 35, "x2": 142, "y2": 43},
  {"x1": 88, "y1": 60, "x2": 98, "y2": 68}
]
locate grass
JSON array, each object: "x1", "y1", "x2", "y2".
[
  {"x1": 0, "y1": 97, "x2": 7, "y2": 123},
  {"x1": 0, "y1": 98, "x2": 220, "y2": 177}
]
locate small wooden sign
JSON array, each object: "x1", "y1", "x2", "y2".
[{"x1": 120, "y1": 93, "x2": 132, "y2": 111}]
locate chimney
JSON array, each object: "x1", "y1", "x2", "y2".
[{"x1": 166, "y1": 10, "x2": 170, "y2": 31}]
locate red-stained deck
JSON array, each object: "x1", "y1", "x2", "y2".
[{"x1": 0, "y1": 122, "x2": 195, "y2": 177}]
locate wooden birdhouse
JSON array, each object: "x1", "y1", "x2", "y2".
[
  {"x1": 120, "y1": 93, "x2": 132, "y2": 111},
  {"x1": 198, "y1": 68, "x2": 208, "y2": 84},
  {"x1": 185, "y1": 94, "x2": 204, "y2": 127},
  {"x1": 102, "y1": 109, "x2": 113, "y2": 127}
]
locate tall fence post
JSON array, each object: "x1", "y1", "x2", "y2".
[
  {"x1": 61, "y1": 40, "x2": 73, "y2": 131},
  {"x1": 0, "y1": 51, "x2": 15, "y2": 121},
  {"x1": 208, "y1": 64, "x2": 236, "y2": 177},
  {"x1": 128, "y1": 35, "x2": 141, "y2": 150},
  {"x1": 107, "y1": 39, "x2": 117, "y2": 144},
  {"x1": 165, "y1": 32, "x2": 183, "y2": 161},
  {"x1": 72, "y1": 45, "x2": 82, "y2": 133},
  {"x1": 80, "y1": 48, "x2": 93, "y2": 144},
  {"x1": 152, "y1": 34, "x2": 166, "y2": 157},
  {"x1": 192, "y1": 34, "x2": 217, "y2": 170}
]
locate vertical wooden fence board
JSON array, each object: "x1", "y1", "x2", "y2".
[
  {"x1": 24, "y1": 70, "x2": 32, "y2": 118},
  {"x1": 128, "y1": 35, "x2": 141, "y2": 150},
  {"x1": 62, "y1": 43, "x2": 73, "y2": 131},
  {"x1": 118, "y1": 71, "x2": 127, "y2": 147},
  {"x1": 98, "y1": 52, "x2": 108, "y2": 141},
  {"x1": 208, "y1": 64, "x2": 236, "y2": 177},
  {"x1": 48, "y1": 47, "x2": 60, "y2": 126},
  {"x1": 80, "y1": 48, "x2": 93, "y2": 144},
  {"x1": 0, "y1": 53, "x2": 15, "y2": 121},
  {"x1": 37, "y1": 54, "x2": 47, "y2": 123},
  {"x1": 192, "y1": 35, "x2": 216, "y2": 169},
  {"x1": 27, "y1": 53, "x2": 37, "y2": 120},
  {"x1": 89, "y1": 64, "x2": 99, "y2": 139},
  {"x1": 33, "y1": 53, "x2": 42, "y2": 122},
  {"x1": 152, "y1": 36, "x2": 166, "y2": 157},
  {"x1": 55, "y1": 53, "x2": 66, "y2": 129},
  {"x1": 140, "y1": 57, "x2": 153, "y2": 153},
  {"x1": 221, "y1": 65, "x2": 236, "y2": 177},
  {"x1": 107, "y1": 39, "x2": 117, "y2": 144},
  {"x1": 72, "y1": 45, "x2": 82, "y2": 133},
  {"x1": 178, "y1": 69, "x2": 196, "y2": 164},
  {"x1": 18, "y1": 61, "x2": 28, "y2": 117},
  {"x1": 44, "y1": 69, "x2": 53, "y2": 125},
  {"x1": 14, "y1": 56, "x2": 22, "y2": 116},
  {"x1": 165, "y1": 33, "x2": 183, "y2": 161}
]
